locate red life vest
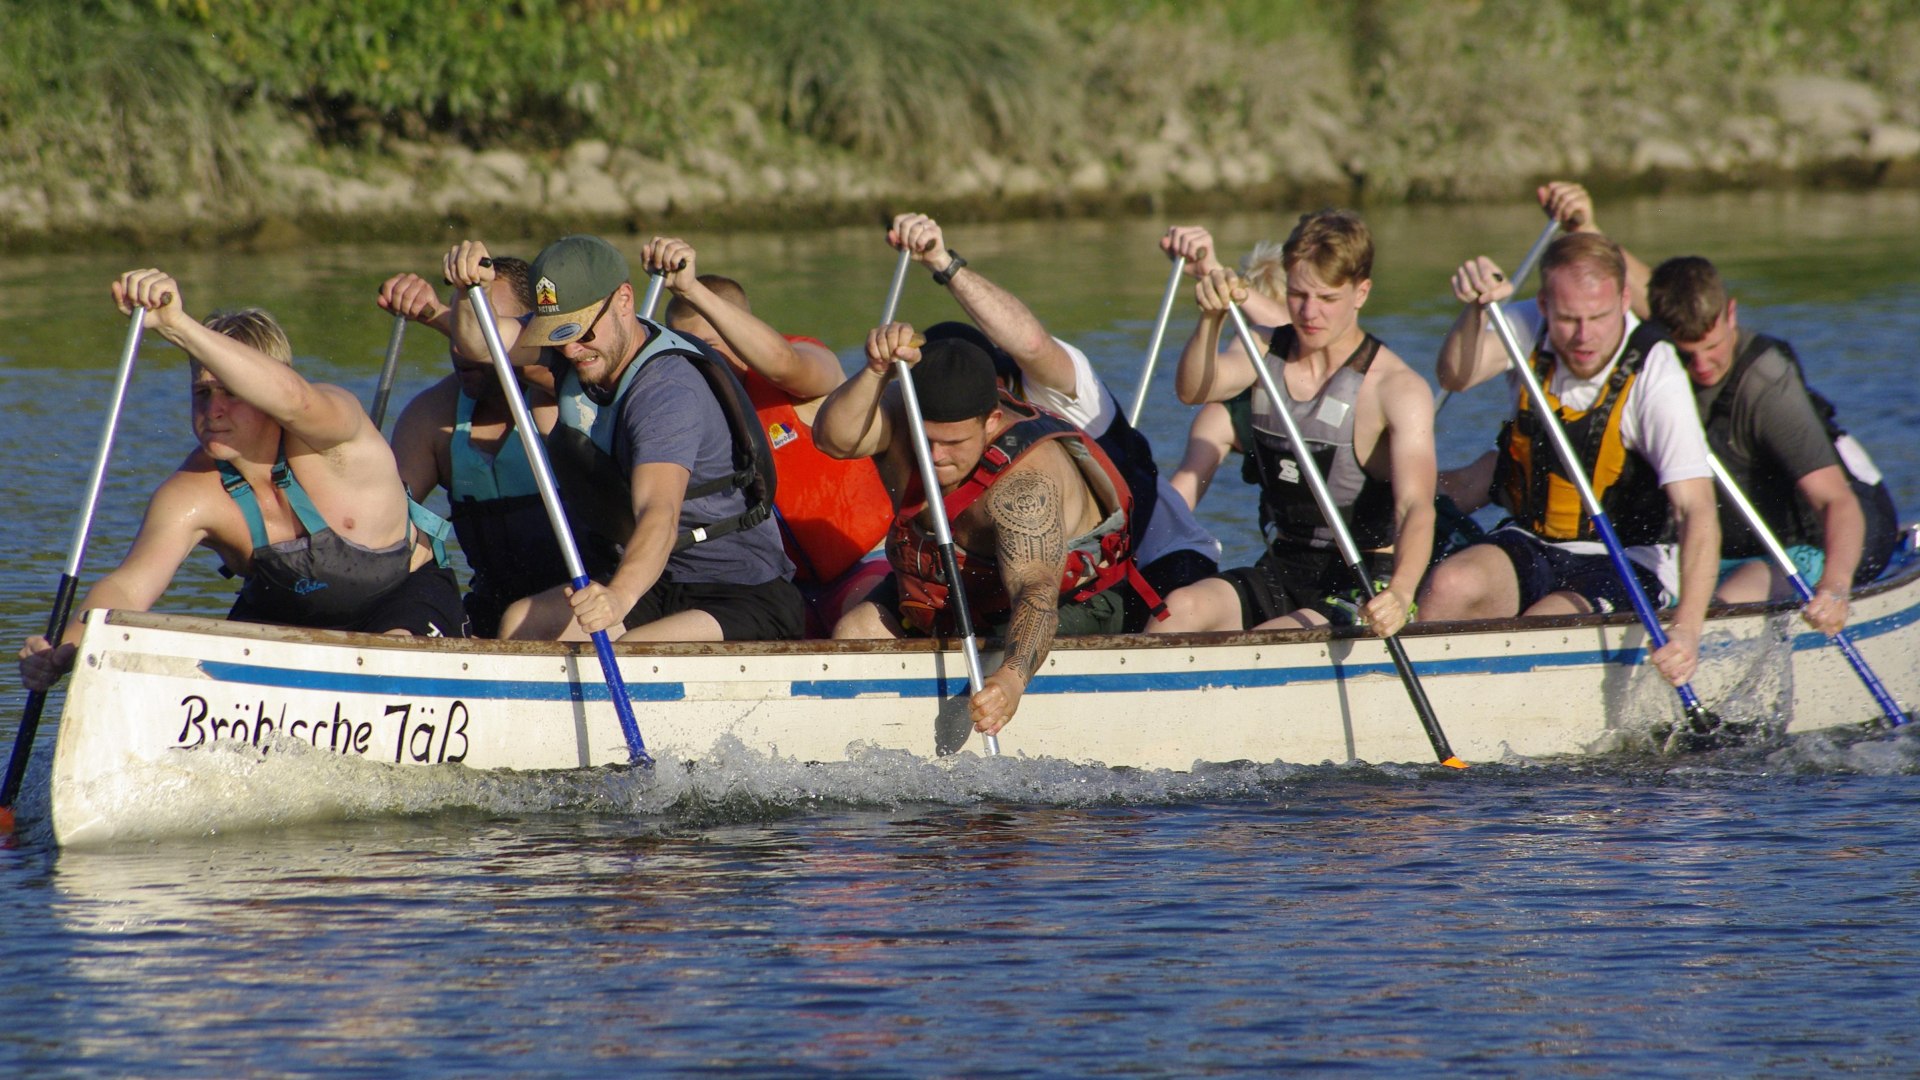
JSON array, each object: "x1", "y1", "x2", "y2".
[
  {"x1": 741, "y1": 337, "x2": 893, "y2": 584},
  {"x1": 886, "y1": 398, "x2": 1162, "y2": 634}
]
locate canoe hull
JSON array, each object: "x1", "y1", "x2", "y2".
[{"x1": 47, "y1": 560, "x2": 1920, "y2": 845}]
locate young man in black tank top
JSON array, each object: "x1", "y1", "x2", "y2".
[{"x1": 1148, "y1": 210, "x2": 1438, "y2": 639}]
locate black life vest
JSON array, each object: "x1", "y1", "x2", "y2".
[
  {"x1": 1705, "y1": 331, "x2": 1893, "y2": 558},
  {"x1": 1223, "y1": 326, "x2": 1396, "y2": 551}
]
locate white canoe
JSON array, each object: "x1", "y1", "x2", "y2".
[{"x1": 44, "y1": 556, "x2": 1920, "y2": 846}]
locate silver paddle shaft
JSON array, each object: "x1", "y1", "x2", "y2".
[
  {"x1": 880, "y1": 245, "x2": 998, "y2": 754},
  {"x1": 1128, "y1": 256, "x2": 1186, "y2": 426},
  {"x1": 63, "y1": 309, "x2": 146, "y2": 578},
  {"x1": 467, "y1": 287, "x2": 589, "y2": 583}
]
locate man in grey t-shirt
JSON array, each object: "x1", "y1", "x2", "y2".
[
  {"x1": 1649, "y1": 255, "x2": 1898, "y2": 638},
  {"x1": 445, "y1": 234, "x2": 801, "y2": 642}
]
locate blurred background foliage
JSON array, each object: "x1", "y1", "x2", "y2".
[{"x1": 3, "y1": 0, "x2": 1917, "y2": 214}]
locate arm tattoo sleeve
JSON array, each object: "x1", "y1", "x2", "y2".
[{"x1": 988, "y1": 468, "x2": 1066, "y2": 685}]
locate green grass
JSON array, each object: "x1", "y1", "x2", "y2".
[{"x1": 3, "y1": 0, "x2": 1917, "y2": 230}]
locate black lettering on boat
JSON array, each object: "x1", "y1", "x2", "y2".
[
  {"x1": 442, "y1": 701, "x2": 469, "y2": 764},
  {"x1": 177, "y1": 695, "x2": 209, "y2": 748}
]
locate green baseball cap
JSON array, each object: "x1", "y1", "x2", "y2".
[{"x1": 524, "y1": 235, "x2": 630, "y2": 346}]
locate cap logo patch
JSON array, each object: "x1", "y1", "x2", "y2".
[
  {"x1": 535, "y1": 276, "x2": 559, "y2": 312},
  {"x1": 548, "y1": 322, "x2": 583, "y2": 343}
]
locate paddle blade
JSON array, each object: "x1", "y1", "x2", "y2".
[{"x1": 1441, "y1": 756, "x2": 1468, "y2": 770}]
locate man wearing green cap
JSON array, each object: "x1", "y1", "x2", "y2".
[
  {"x1": 813, "y1": 325, "x2": 1147, "y2": 735},
  {"x1": 444, "y1": 235, "x2": 803, "y2": 643}
]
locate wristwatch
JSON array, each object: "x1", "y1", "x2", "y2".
[{"x1": 931, "y1": 250, "x2": 968, "y2": 286}]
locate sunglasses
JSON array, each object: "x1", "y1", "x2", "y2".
[{"x1": 575, "y1": 290, "x2": 619, "y2": 345}]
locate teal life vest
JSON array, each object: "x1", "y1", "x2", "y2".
[{"x1": 219, "y1": 451, "x2": 451, "y2": 630}]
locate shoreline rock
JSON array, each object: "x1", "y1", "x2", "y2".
[{"x1": 4, "y1": 75, "x2": 1915, "y2": 253}]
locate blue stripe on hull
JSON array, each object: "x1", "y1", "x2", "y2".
[{"x1": 192, "y1": 594, "x2": 1920, "y2": 704}]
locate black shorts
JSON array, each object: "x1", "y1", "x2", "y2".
[
  {"x1": 1482, "y1": 526, "x2": 1668, "y2": 614},
  {"x1": 1215, "y1": 544, "x2": 1392, "y2": 628},
  {"x1": 620, "y1": 574, "x2": 806, "y2": 641},
  {"x1": 361, "y1": 565, "x2": 470, "y2": 638},
  {"x1": 864, "y1": 573, "x2": 1126, "y2": 638},
  {"x1": 1121, "y1": 548, "x2": 1220, "y2": 632}
]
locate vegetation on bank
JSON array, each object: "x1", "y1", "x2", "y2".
[{"x1": 3, "y1": 0, "x2": 1918, "y2": 245}]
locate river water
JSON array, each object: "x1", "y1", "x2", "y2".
[{"x1": 3, "y1": 191, "x2": 1919, "y2": 1075}]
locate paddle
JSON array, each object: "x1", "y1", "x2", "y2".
[
  {"x1": 639, "y1": 269, "x2": 668, "y2": 322},
  {"x1": 1127, "y1": 255, "x2": 1187, "y2": 427},
  {"x1": 1, "y1": 309, "x2": 147, "y2": 827},
  {"x1": 1222, "y1": 302, "x2": 1466, "y2": 769},
  {"x1": 369, "y1": 312, "x2": 407, "y2": 431},
  {"x1": 463, "y1": 273, "x2": 653, "y2": 767},
  {"x1": 1707, "y1": 454, "x2": 1907, "y2": 727},
  {"x1": 1482, "y1": 300, "x2": 1720, "y2": 739},
  {"x1": 1433, "y1": 219, "x2": 1561, "y2": 417},
  {"x1": 879, "y1": 244, "x2": 1000, "y2": 757}
]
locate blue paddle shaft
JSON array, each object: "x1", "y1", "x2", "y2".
[
  {"x1": 466, "y1": 283, "x2": 650, "y2": 767},
  {"x1": 1483, "y1": 301, "x2": 1714, "y2": 730}
]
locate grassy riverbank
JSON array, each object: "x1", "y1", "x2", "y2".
[{"x1": 4, "y1": 0, "x2": 1918, "y2": 249}]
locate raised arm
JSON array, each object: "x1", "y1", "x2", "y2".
[
  {"x1": 1171, "y1": 269, "x2": 1260, "y2": 404},
  {"x1": 1435, "y1": 257, "x2": 1519, "y2": 393},
  {"x1": 814, "y1": 323, "x2": 919, "y2": 460},
  {"x1": 970, "y1": 465, "x2": 1070, "y2": 735},
  {"x1": 646, "y1": 236, "x2": 844, "y2": 399},
  {"x1": 376, "y1": 272, "x2": 454, "y2": 337},
  {"x1": 891, "y1": 212, "x2": 1079, "y2": 396},
  {"x1": 1538, "y1": 182, "x2": 1652, "y2": 318},
  {"x1": 114, "y1": 269, "x2": 366, "y2": 452},
  {"x1": 443, "y1": 240, "x2": 541, "y2": 368},
  {"x1": 1169, "y1": 402, "x2": 1239, "y2": 510}
]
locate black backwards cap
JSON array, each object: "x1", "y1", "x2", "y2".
[
  {"x1": 923, "y1": 321, "x2": 1020, "y2": 383},
  {"x1": 910, "y1": 337, "x2": 1001, "y2": 423}
]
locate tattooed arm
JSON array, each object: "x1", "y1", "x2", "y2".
[{"x1": 971, "y1": 467, "x2": 1068, "y2": 735}]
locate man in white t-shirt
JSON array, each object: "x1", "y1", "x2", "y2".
[
  {"x1": 1418, "y1": 232, "x2": 1720, "y2": 687},
  {"x1": 887, "y1": 212, "x2": 1221, "y2": 630}
]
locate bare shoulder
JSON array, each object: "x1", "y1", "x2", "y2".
[
  {"x1": 1364, "y1": 345, "x2": 1435, "y2": 412},
  {"x1": 392, "y1": 375, "x2": 460, "y2": 431},
  {"x1": 146, "y1": 456, "x2": 241, "y2": 537}
]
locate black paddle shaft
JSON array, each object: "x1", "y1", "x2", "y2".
[{"x1": 1, "y1": 572, "x2": 82, "y2": 807}]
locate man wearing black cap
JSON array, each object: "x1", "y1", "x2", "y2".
[
  {"x1": 443, "y1": 235, "x2": 803, "y2": 643},
  {"x1": 813, "y1": 324, "x2": 1146, "y2": 735},
  {"x1": 886, "y1": 212, "x2": 1221, "y2": 632}
]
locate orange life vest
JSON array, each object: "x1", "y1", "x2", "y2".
[
  {"x1": 741, "y1": 338, "x2": 892, "y2": 584},
  {"x1": 886, "y1": 398, "x2": 1160, "y2": 634}
]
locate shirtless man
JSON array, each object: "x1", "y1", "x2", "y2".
[
  {"x1": 380, "y1": 257, "x2": 570, "y2": 637},
  {"x1": 1418, "y1": 233, "x2": 1719, "y2": 688},
  {"x1": 1150, "y1": 209, "x2": 1437, "y2": 638},
  {"x1": 648, "y1": 237, "x2": 893, "y2": 630},
  {"x1": 20, "y1": 269, "x2": 463, "y2": 690},
  {"x1": 814, "y1": 330, "x2": 1144, "y2": 735}
]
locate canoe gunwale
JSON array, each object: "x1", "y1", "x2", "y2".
[{"x1": 90, "y1": 556, "x2": 1920, "y2": 657}]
